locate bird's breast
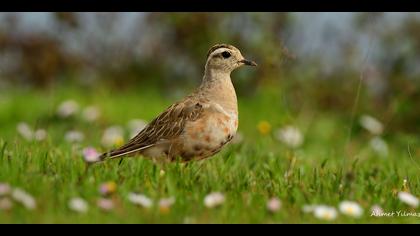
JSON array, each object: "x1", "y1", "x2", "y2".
[{"x1": 176, "y1": 107, "x2": 238, "y2": 161}]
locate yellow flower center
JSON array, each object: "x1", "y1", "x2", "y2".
[
  {"x1": 257, "y1": 121, "x2": 272, "y2": 135},
  {"x1": 114, "y1": 137, "x2": 124, "y2": 147},
  {"x1": 324, "y1": 212, "x2": 332, "y2": 219}
]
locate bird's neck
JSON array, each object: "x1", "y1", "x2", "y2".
[{"x1": 200, "y1": 69, "x2": 238, "y2": 114}]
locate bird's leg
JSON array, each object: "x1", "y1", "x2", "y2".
[
  {"x1": 155, "y1": 143, "x2": 178, "y2": 176},
  {"x1": 78, "y1": 162, "x2": 92, "y2": 184},
  {"x1": 118, "y1": 158, "x2": 124, "y2": 166}
]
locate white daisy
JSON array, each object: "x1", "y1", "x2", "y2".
[
  {"x1": 338, "y1": 201, "x2": 363, "y2": 218},
  {"x1": 82, "y1": 106, "x2": 101, "y2": 122},
  {"x1": 159, "y1": 197, "x2": 176, "y2": 212},
  {"x1": 369, "y1": 136, "x2": 388, "y2": 157},
  {"x1": 17, "y1": 122, "x2": 33, "y2": 141},
  {"x1": 127, "y1": 193, "x2": 153, "y2": 208},
  {"x1": 11, "y1": 188, "x2": 36, "y2": 210},
  {"x1": 57, "y1": 100, "x2": 79, "y2": 118},
  {"x1": 313, "y1": 205, "x2": 337, "y2": 221},
  {"x1": 68, "y1": 197, "x2": 89, "y2": 213},
  {"x1": 101, "y1": 126, "x2": 124, "y2": 148},
  {"x1": 359, "y1": 115, "x2": 383, "y2": 135},
  {"x1": 204, "y1": 192, "x2": 225, "y2": 208},
  {"x1": 65, "y1": 130, "x2": 85, "y2": 143},
  {"x1": 34, "y1": 129, "x2": 47, "y2": 141},
  {"x1": 275, "y1": 125, "x2": 304, "y2": 148},
  {"x1": 398, "y1": 191, "x2": 419, "y2": 208}
]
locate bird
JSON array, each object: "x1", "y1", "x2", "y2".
[{"x1": 97, "y1": 44, "x2": 257, "y2": 163}]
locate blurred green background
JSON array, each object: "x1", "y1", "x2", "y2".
[{"x1": 0, "y1": 12, "x2": 419, "y2": 134}]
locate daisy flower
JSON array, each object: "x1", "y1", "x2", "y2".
[
  {"x1": 313, "y1": 205, "x2": 337, "y2": 221},
  {"x1": 159, "y1": 197, "x2": 176, "y2": 213},
  {"x1": 101, "y1": 126, "x2": 124, "y2": 148},
  {"x1": 82, "y1": 106, "x2": 101, "y2": 122},
  {"x1": 69, "y1": 197, "x2": 89, "y2": 213},
  {"x1": 275, "y1": 125, "x2": 303, "y2": 148},
  {"x1": 17, "y1": 122, "x2": 33, "y2": 141},
  {"x1": 204, "y1": 192, "x2": 225, "y2": 208},
  {"x1": 57, "y1": 100, "x2": 79, "y2": 118},
  {"x1": 65, "y1": 130, "x2": 85, "y2": 143},
  {"x1": 359, "y1": 115, "x2": 383, "y2": 135},
  {"x1": 369, "y1": 136, "x2": 388, "y2": 157},
  {"x1": 257, "y1": 121, "x2": 272, "y2": 135},
  {"x1": 34, "y1": 129, "x2": 47, "y2": 141},
  {"x1": 398, "y1": 191, "x2": 419, "y2": 208},
  {"x1": 11, "y1": 188, "x2": 36, "y2": 210},
  {"x1": 266, "y1": 197, "x2": 282, "y2": 213},
  {"x1": 127, "y1": 193, "x2": 153, "y2": 208},
  {"x1": 97, "y1": 198, "x2": 114, "y2": 211},
  {"x1": 99, "y1": 181, "x2": 117, "y2": 196},
  {"x1": 82, "y1": 147, "x2": 101, "y2": 163},
  {"x1": 338, "y1": 201, "x2": 363, "y2": 218}
]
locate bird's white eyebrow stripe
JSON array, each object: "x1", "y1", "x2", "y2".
[
  {"x1": 208, "y1": 48, "x2": 230, "y2": 58},
  {"x1": 206, "y1": 44, "x2": 235, "y2": 58}
]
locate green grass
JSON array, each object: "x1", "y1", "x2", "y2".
[{"x1": 0, "y1": 84, "x2": 419, "y2": 223}]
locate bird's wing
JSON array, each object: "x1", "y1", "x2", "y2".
[{"x1": 98, "y1": 97, "x2": 206, "y2": 161}]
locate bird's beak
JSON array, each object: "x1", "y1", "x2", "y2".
[{"x1": 240, "y1": 59, "x2": 258, "y2": 66}]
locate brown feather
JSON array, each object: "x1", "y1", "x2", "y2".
[{"x1": 98, "y1": 97, "x2": 205, "y2": 161}]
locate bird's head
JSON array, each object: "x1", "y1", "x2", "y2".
[{"x1": 205, "y1": 44, "x2": 257, "y2": 74}]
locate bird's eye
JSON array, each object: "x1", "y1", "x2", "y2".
[{"x1": 221, "y1": 51, "x2": 231, "y2": 59}]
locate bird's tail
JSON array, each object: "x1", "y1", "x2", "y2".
[
  {"x1": 97, "y1": 150, "x2": 116, "y2": 162},
  {"x1": 95, "y1": 144, "x2": 155, "y2": 163}
]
